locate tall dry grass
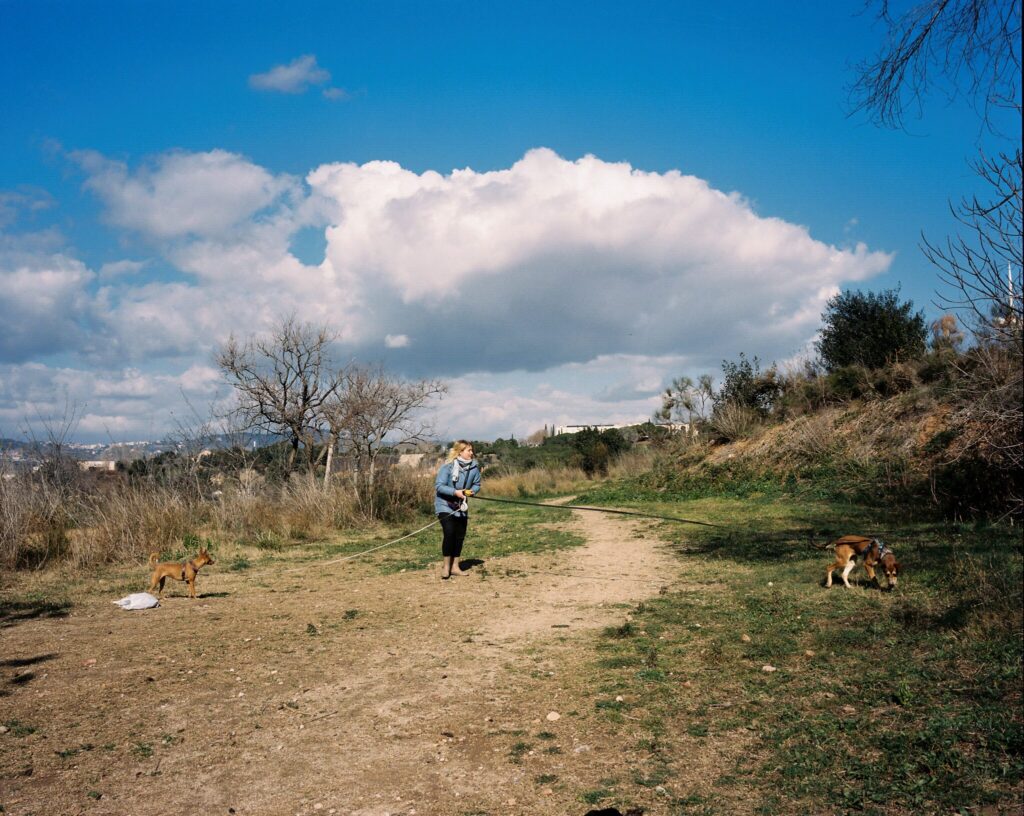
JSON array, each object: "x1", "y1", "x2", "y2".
[
  {"x1": 74, "y1": 483, "x2": 201, "y2": 567},
  {"x1": 480, "y1": 447, "x2": 653, "y2": 497},
  {"x1": 0, "y1": 473, "x2": 75, "y2": 568},
  {"x1": 0, "y1": 462, "x2": 439, "y2": 571},
  {"x1": 607, "y1": 445, "x2": 657, "y2": 479},
  {"x1": 484, "y1": 465, "x2": 589, "y2": 498}
]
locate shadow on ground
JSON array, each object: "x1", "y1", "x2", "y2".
[{"x1": 0, "y1": 599, "x2": 71, "y2": 628}]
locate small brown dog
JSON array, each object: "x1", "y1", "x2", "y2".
[
  {"x1": 825, "y1": 535, "x2": 900, "y2": 590},
  {"x1": 147, "y1": 548, "x2": 215, "y2": 598}
]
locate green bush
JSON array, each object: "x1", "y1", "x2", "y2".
[
  {"x1": 824, "y1": 364, "x2": 872, "y2": 401},
  {"x1": 816, "y1": 287, "x2": 927, "y2": 371}
]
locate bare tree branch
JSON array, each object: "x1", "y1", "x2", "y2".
[
  {"x1": 216, "y1": 316, "x2": 343, "y2": 475},
  {"x1": 323, "y1": 365, "x2": 446, "y2": 517},
  {"x1": 850, "y1": 0, "x2": 1022, "y2": 130}
]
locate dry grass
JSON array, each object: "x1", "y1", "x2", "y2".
[
  {"x1": 708, "y1": 402, "x2": 763, "y2": 441},
  {"x1": 74, "y1": 483, "x2": 200, "y2": 567},
  {"x1": 607, "y1": 445, "x2": 657, "y2": 479},
  {"x1": 482, "y1": 447, "x2": 655, "y2": 499},
  {"x1": 0, "y1": 471, "x2": 78, "y2": 569},
  {"x1": 485, "y1": 464, "x2": 590, "y2": 497},
  {"x1": 778, "y1": 411, "x2": 840, "y2": 462},
  {"x1": 0, "y1": 463, "x2": 437, "y2": 570}
]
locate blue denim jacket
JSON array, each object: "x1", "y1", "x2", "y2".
[{"x1": 434, "y1": 459, "x2": 482, "y2": 516}]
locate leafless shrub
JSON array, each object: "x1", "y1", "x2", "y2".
[
  {"x1": 708, "y1": 402, "x2": 762, "y2": 442},
  {"x1": 75, "y1": 483, "x2": 199, "y2": 567},
  {"x1": 948, "y1": 341, "x2": 1024, "y2": 514},
  {"x1": 0, "y1": 474, "x2": 75, "y2": 569}
]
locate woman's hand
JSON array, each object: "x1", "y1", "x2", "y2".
[{"x1": 454, "y1": 489, "x2": 465, "y2": 499}]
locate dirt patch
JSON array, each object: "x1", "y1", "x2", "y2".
[{"x1": 0, "y1": 506, "x2": 719, "y2": 815}]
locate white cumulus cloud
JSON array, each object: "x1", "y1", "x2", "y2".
[
  {"x1": 47, "y1": 146, "x2": 895, "y2": 440},
  {"x1": 0, "y1": 245, "x2": 94, "y2": 362},
  {"x1": 307, "y1": 148, "x2": 892, "y2": 374},
  {"x1": 73, "y1": 149, "x2": 299, "y2": 239},
  {"x1": 249, "y1": 54, "x2": 331, "y2": 94}
]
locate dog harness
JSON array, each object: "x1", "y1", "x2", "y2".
[{"x1": 873, "y1": 539, "x2": 889, "y2": 560}]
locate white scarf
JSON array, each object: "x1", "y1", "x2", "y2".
[{"x1": 452, "y1": 456, "x2": 473, "y2": 511}]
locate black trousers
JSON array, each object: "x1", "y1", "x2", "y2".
[{"x1": 439, "y1": 513, "x2": 468, "y2": 557}]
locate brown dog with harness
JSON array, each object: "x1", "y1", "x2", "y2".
[
  {"x1": 147, "y1": 548, "x2": 215, "y2": 598},
  {"x1": 825, "y1": 535, "x2": 900, "y2": 590}
]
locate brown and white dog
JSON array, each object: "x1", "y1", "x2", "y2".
[{"x1": 824, "y1": 535, "x2": 900, "y2": 590}]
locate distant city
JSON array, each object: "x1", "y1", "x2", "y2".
[{"x1": 0, "y1": 433, "x2": 281, "y2": 473}]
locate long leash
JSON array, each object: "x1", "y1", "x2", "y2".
[
  {"x1": 274, "y1": 495, "x2": 724, "y2": 576},
  {"x1": 277, "y1": 516, "x2": 443, "y2": 574},
  {"x1": 468, "y1": 494, "x2": 726, "y2": 528}
]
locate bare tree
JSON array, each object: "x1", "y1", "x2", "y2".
[
  {"x1": 217, "y1": 316, "x2": 343, "y2": 476},
  {"x1": 849, "y1": 0, "x2": 1021, "y2": 130},
  {"x1": 324, "y1": 365, "x2": 446, "y2": 517},
  {"x1": 850, "y1": 0, "x2": 1022, "y2": 330},
  {"x1": 525, "y1": 427, "x2": 548, "y2": 446},
  {"x1": 926, "y1": 151, "x2": 1023, "y2": 506},
  {"x1": 925, "y1": 149, "x2": 1023, "y2": 339}
]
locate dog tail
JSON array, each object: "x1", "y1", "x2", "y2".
[{"x1": 148, "y1": 552, "x2": 160, "y2": 567}]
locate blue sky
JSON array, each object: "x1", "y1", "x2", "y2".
[{"x1": 1, "y1": 1, "x2": 1017, "y2": 442}]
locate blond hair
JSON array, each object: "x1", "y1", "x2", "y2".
[{"x1": 445, "y1": 439, "x2": 473, "y2": 463}]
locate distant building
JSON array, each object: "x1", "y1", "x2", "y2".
[
  {"x1": 553, "y1": 423, "x2": 638, "y2": 436},
  {"x1": 79, "y1": 460, "x2": 118, "y2": 473}
]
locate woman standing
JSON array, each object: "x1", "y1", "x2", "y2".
[{"x1": 435, "y1": 440, "x2": 482, "y2": 579}]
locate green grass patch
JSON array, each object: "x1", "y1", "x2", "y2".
[
  {"x1": 317, "y1": 501, "x2": 586, "y2": 575},
  {"x1": 581, "y1": 492, "x2": 1023, "y2": 814},
  {"x1": 2, "y1": 719, "x2": 37, "y2": 737},
  {"x1": 580, "y1": 788, "x2": 612, "y2": 804},
  {"x1": 508, "y1": 740, "x2": 533, "y2": 763},
  {"x1": 130, "y1": 741, "x2": 154, "y2": 760}
]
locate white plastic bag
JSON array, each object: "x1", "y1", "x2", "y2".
[{"x1": 112, "y1": 592, "x2": 160, "y2": 610}]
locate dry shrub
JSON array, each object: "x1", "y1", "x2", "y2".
[
  {"x1": 76, "y1": 483, "x2": 200, "y2": 566},
  {"x1": 278, "y1": 477, "x2": 348, "y2": 540},
  {"x1": 0, "y1": 474, "x2": 75, "y2": 568},
  {"x1": 872, "y1": 360, "x2": 920, "y2": 395},
  {"x1": 485, "y1": 465, "x2": 587, "y2": 498},
  {"x1": 709, "y1": 402, "x2": 762, "y2": 442},
  {"x1": 607, "y1": 445, "x2": 657, "y2": 479},
  {"x1": 210, "y1": 487, "x2": 278, "y2": 539},
  {"x1": 950, "y1": 341, "x2": 1023, "y2": 515},
  {"x1": 366, "y1": 467, "x2": 435, "y2": 522},
  {"x1": 783, "y1": 413, "x2": 839, "y2": 461}
]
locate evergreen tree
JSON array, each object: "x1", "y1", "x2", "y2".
[{"x1": 816, "y1": 288, "x2": 927, "y2": 371}]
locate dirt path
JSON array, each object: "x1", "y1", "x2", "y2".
[{"x1": 0, "y1": 506, "x2": 680, "y2": 816}]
